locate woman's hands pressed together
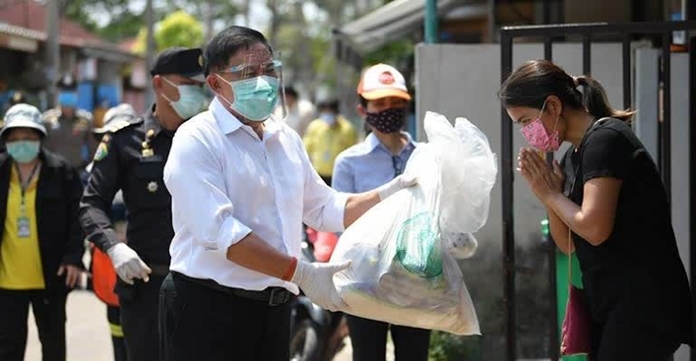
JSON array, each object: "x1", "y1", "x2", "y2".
[{"x1": 517, "y1": 148, "x2": 565, "y2": 203}]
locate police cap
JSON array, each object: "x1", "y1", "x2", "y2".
[
  {"x1": 150, "y1": 47, "x2": 204, "y2": 81},
  {"x1": 57, "y1": 73, "x2": 78, "y2": 90}
]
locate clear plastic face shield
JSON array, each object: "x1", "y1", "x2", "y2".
[{"x1": 216, "y1": 50, "x2": 287, "y2": 122}]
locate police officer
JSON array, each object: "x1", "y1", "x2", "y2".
[
  {"x1": 78, "y1": 48, "x2": 207, "y2": 361},
  {"x1": 87, "y1": 104, "x2": 136, "y2": 361},
  {"x1": 42, "y1": 73, "x2": 95, "y2": 170}
]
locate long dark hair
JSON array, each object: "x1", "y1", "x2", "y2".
[{"x1": 499, "y1": 60, "x2": 635, "y2": 122}]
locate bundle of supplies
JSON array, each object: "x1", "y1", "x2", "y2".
[{"x1": 331, "y1": 111, "x2": 497, "y2": 335}]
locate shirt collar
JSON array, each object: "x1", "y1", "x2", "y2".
[
  {"x1": 144, "y1": 105, "x2": 166, "y2": 138},
  {"x1": 366, "y1": 131, "x2": 416, "y2": 153},
  {"x1": 210, "y1": 97, "x2": 282, "y2": 139}
]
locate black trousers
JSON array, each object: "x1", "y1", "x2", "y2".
[
  {"x1": 159, "y1": 272, "x2": 292, "y2": 361},
  {"x1": 116, "y1": 274, "x2": 166, "y2": 361},
  {"x1": 0, "y1": 289, "x2": 67, "y2": 361},
  {"x1": 107, "y1": 305, "x2": 128, "y2": 361},
  {"x1": 346, "y1": 314, "x2": 431, "y2": 361}
]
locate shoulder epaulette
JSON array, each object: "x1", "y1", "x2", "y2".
[
  {"x1": 76, "y1": 109, "x2": 93, "y2": 123},
  {"x1": 41, "y1": 108, "x2": 61, "y2": 123},
  {"x1": 107, "y1": 116, "x2": 144, "y2": 134}
]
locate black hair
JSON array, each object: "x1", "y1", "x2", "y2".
[
  {"x1": 284, "y1": 86, "x2": 298, "y2": 99},
  {"x1": 499, "y1": 59, "x2": 634, "y2": 123},
  {"x1": 358, "y1": 95, "x2": 368, "y2": 108},
  {"x1": 203, "y1": 26, "x2": 272, "y2": 77},
  {"x1": 317, "y1": 99, "x2": 339, "y2": 113}
]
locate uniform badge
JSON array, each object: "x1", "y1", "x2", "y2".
[
  {"x1": 141, "y1": 147, "x2": 154, "y2": 157},
  {"x1": 94, "y1": 137, "x2": 110, "y2": 161},
  {"x1": 147, "y1": 181, "x2": 158, "y2": 193}
]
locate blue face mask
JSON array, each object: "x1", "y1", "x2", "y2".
[
  {"x1": 58, "y1": 92, "x2": 78, "y2": 108},
  {"x1": 7, "y1": 140, "x2": 40, "y2": 163},
  {"x1": 161, "y1": 78, "x2": 207, "y2": 120},
  {"x1": 320, "y1": 112, "x2": 336, "y2": 125},
  {"x1": 217, "y1": 75, "x2": 279, "y2": 122}
]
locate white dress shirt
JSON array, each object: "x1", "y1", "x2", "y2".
[{"x1": 163, "y1": 97, "x2": 348, "y2": 293}]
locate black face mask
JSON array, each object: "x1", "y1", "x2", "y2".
[{"x1": 365, "y1": 108, "x2": 406, "y2": 134}]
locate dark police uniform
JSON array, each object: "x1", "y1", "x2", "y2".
[
  {"x1": 78, "y1": 48, "x2": 204, "y2": 361},
  {"x1": 81, "y1": 110, "x2": 173, "y2": 361},
  {"x1": 42, "y1": 75, "x2": 95, "y2": 169}
]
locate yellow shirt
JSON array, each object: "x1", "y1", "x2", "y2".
[
  {"x1": 0, "y1": 166, "x2": 44, "y2": 289},
  {"x1": 303, "y1": 116, "x2": 358, "y2": 177}
]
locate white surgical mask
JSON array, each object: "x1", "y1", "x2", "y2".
[{"x1": 320, "y1": 112, "x2": 336, "y2": 125}]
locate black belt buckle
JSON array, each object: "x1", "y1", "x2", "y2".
[{"x1": 268, "y1": 288, "x2": 288, "y2": 306}]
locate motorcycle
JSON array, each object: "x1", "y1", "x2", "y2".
[{"x1": 289, "y1": 230, "x2": 348, "y2": 361}]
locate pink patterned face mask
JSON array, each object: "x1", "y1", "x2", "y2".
[{"x1": 521, "y1": 101, "x2": 560, "y2": 152}]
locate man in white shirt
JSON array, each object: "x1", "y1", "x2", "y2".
[{"x1": 158, "y1": 25, "x2": 415, "y2": 361}]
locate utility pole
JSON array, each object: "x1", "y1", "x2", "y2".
[
  {"x1": 45, "y1": 0, "x2": 60, "y2": 109},
  {"x1": 145, "y1": 0, "x2": 156, "y2": 107}
]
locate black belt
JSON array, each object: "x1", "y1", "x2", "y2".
[{"x1": 171, "y1": 271, "x2": 293, "y2": 306}]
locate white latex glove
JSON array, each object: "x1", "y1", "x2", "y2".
[
  {"x1": 443, "y1": 232, "x2": 478, "y2": 259},
  {"x1": 291, "y1": 259, "x2": 351, "y2": 311},
  {"x1": 376, "y1": 173, "x2": 418, "y2": 201},
  {"x1": 106, "y1": 243, "x2": 152, "y2": 284}
]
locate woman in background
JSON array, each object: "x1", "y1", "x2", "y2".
[{"x1": 0, "y1": 103, "x2": 84, "y2": 361}]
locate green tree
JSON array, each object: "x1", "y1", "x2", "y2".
[
  {"x1": 133, "y1": 10, "x2": 204, "y2": 54},
  {"x1": 155, "y1": 10, "x2": 204, "y2": 50},
  {"x1": 59, "y1": 0, "x2": 139, "y2": 40}
]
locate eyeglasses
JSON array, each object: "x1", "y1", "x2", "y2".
[
  {"x1": 392, "y1": 155, "x2": 403, "y2": 177},
  {"x1": 221, "y1": 59, "x2": 282, "y2": 80}
]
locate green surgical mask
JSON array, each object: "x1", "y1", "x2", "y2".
[
  {"x1": 216, "y1": 75, "x2": 279, "y2": 121},
  {"x1": 7, "y1": 140, "x2": 40, "y2": 163},
  {"x1": 162, "y1": 78, "x2": 207, "y2": 120}
]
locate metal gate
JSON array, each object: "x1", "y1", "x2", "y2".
[{"x1": 500, "y1": 21, "x2": 696, "y2": 361}]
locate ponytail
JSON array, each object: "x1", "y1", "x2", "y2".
[{"x1": 574, "y1": 75, "x2": 635, "y2": 123}]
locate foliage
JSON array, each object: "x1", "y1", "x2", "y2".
[
  {"x1": 132, "y1": 10, "x2": 204, "y2": 55},
  {"x1": 363, "y1": 40, "x2": 415, "y2": 66},
  {"x1": 429, "y1": 333, "x2": 482, "y2": 361},
  {"x1": 59, "y1": 0, "x2": 138, "y2": 40},
  {"x1": 155, "y1": 10, "x2": 204, "y2": 50}
]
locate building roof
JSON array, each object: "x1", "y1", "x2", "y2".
[
  {"x1": 335, "y1": 0, "x2": 487, "y2": 55},
  {"x1": 0, "y1": 0, "x2": 103, "y2": 46},
  {"x1": 0, "y1": 0, "x2": 138, "y2": 59}
]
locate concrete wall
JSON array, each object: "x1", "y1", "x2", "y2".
[{"x1": 415, "y1": 43, "x2": 692, "y2": 359}]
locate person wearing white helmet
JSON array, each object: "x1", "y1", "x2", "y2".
[
  {"x1": 86, "y1": 103, "x2": 135, "y2": 361},
  {"x1": 0, "y1": 103, "x2": 85, "y2": 361}
]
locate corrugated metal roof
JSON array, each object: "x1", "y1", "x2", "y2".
[{"x1": 0, "y1": 22, "x2": 44, "y2": 40}]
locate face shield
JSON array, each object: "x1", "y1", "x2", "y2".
[{"x1": 216, "y1": 50, "x2": 287, "y2": 122}]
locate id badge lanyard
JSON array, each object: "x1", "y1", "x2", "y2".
[{"x1": 16, "y1": 162, "x2": 40, "y2": 239}]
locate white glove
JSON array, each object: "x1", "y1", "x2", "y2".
[
  {"x1": 443, "y1": 232, "x2": 478, "y2": 259},
  {"x1": 290, "y1": 259, "x2": 351, "y2": 311},
  {"x1": 376, "y1": 173, "x2": 418, "y2": 201},
  {"x1": 106, "y1": 243, "x2": 152, "y2": 284}
]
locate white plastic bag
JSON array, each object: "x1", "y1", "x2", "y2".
[{"x1": 330, "y1": 111, "x2": 497, "y2": 335}]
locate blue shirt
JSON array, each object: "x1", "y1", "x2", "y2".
[{"x1": 332, "y1": 132, "x2": 417, "y2": 193}]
